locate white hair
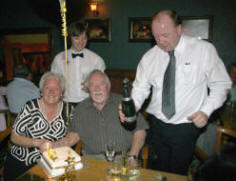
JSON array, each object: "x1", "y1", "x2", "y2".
[{"x1": 39, "y1": 72, "x2": 65, "y2": 94}]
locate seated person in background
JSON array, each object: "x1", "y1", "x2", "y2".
[
  {"x1": 6, "y1": 64, "x2": 40, "y2": 114},
  {"x1": 227, "y1": 63, "x2": 236, "y2": 104},
  {"x1": 4, "y1": 72, "x2": 70, "y2": 181},
  {"x1": 189, "y1": 145, "x2": 236, "y2": 181},
  {"x1": 63, "y1": 70, "x2": 148, "y2": 164}
]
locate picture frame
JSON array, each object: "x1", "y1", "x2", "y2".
[
  {"x1": 85, "y1": 18, "x2": 111, "y2": 42},
  {"x1": 180, "y1": 16, "x2": 213, "y2": 42},
  {"x1": 128, "y1": 17, "x2": 153, "y2": 42}
]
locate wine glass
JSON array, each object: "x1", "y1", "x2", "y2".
[{"x1": 105, "y1": 142, "x2": 115, "y2": 162}]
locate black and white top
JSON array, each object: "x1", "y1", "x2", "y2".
[{"x1": 10, "y1": 99, "x2": 69, "y2": 166}]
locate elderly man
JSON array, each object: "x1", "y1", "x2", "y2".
[
  {"x1": 63, "y1": 70, "x2": 148, "y2": 162},
  {"x1": 120, "y1": 10, "x2": 231, "y2": 175}
]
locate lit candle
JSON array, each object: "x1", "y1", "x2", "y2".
[{"x1": 46, "y1": 143, "x2": 50, "y2": 151}]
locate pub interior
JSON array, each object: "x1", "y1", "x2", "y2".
[{"x1": 0, "y1": 0, "x2": 236, "y2": 181}]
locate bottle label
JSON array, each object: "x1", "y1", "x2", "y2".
[
  {"x1": 122, "y1": 97, "x2": 132, "y2": 101},
  {"x1": 126, "y1": 115, "x2": 136, "y2": 123}
]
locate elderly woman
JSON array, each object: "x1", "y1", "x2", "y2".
[{"x1": 3, "y1": 72, "x2": 71, "y2": 181}]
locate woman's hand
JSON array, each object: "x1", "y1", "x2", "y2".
[{"x1": 39, "y1": 140, "x2": 54, "y2": 153}]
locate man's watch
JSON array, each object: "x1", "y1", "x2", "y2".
[{"x1": 128, "y1": 155, "x2": 137, "y2": 160}]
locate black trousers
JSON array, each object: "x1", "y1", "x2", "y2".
[
  {"x1": 147, "y1": 114, "x2": 201, "y2": 175},
  {"x1": 3, "y1": 152, "x2": 36, "y2": 181}
]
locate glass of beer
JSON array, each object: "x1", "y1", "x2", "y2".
[{"x1": 109, "y1": 160, "x2": 122, "y2": 181}]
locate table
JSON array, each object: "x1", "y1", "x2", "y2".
[{"x1": 23, "y1": 157, "x2": 188, "y2": 181}]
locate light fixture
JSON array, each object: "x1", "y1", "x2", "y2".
[
  {"x1": 90, "y1": 2, "x2": 99, "y2": 16},
  {"x1": 89, "y1": 0, "x2": 103, "y2": 17}
]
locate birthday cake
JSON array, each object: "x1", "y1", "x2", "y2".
[{"x1": 39, "y1": 146, "x2": 83, "y2": 177}]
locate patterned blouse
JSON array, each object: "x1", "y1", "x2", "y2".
[{"x1": 10, "y1": 99, "x2": 69, "y2": 166}]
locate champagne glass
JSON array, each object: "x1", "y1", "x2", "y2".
[{"x1": 105, "y1": 142, "x2": 115, "y2": 162}]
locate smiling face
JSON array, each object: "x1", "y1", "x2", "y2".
[
  {"x1": 88, "y1": 72, "x2": 110, "y2": 106},
  {"x1": 71, "y1": 32, "x2": 87, "y2": 52},
  {"x1": 42, "y1": 78, "x2": 62, "y2": 105},
  {"x1": 152, "y1": 12, "x2": 182, "y2": 52}
]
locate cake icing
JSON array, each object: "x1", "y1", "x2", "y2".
[{"x1": 39, "y1": 146, "x2": 83, "y2": 177}]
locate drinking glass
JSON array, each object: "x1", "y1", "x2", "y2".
[
  {"x1": 105, "y1": 143, "x2": 115, "y2": 162},
  {"x1": 128, "y1": 159, "x2": 141, "y2": 180},
  {"x1": 109, "y1": 160, "x2": 122, "y2": 181}
]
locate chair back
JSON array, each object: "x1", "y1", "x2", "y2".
[
  {"x1": 215, "y1": 125, "x2": 236, "y2": 153},
  {"x1": 75, "y1": 140, "x2": 83, "y2": 156},
  {"x1": 0, "y1": 109, "x2": 15, "y2": 127}
]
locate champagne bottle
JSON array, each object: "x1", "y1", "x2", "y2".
[{"x1": 122, "y1": 78, "x2": 136, "y2": 123}]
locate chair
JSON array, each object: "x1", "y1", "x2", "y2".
[
  {"x1": 0, "y1": 126, "x2": 12, "y2": 143},
  {"x1": 194, "y1": 146, "x2": 208, "y2": 161},
  {"x1": 75, "y1": 140, "x2": 83, "y2": 156},
  {"x1": 0, "y1": 109, "x2": 12, "y2": 128},
  {"x1": 141, "y1": 145, "x2": 148, "y2": 168},
  {"x1": 215, "y1": 125, "x2": 236, "y2": 153},
  {"x1": 0, "y1": 125, "x2": 12, "y2": 179},
  {"x1": 0, "y1": 109, "x2": 17, "y2": 128}
]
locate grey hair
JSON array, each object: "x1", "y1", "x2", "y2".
[
  {"x1": 39, "y1": 72, "x2": 65, "y2": 94},
  {"x1": 85, "y1": 69, "x2": 111, "y2": 88}
]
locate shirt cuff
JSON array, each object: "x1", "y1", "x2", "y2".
[{"x1": 200, "y1": 105, "x2": 214, "y2": 117}]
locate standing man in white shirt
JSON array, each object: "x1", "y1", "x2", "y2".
[
  {"x1": 120, "y1": 10, "x2": 231, "y2": 175},
  {"x1": 51, "y1": 21, "x2": 106, "y2": 108}
]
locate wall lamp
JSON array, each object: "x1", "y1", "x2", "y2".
[{"x1": 90, "y1": 2, "x2": 99, "y2": 16}]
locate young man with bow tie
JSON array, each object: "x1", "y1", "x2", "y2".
[{"x1": 51, "y1": 21, "x2": 106, "y2": 108}]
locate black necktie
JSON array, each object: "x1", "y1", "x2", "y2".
[
  {"x1": 72, "y1": 53, "x2": 84, "y2": 58},
  {"x1": 162, "y1": 50, "x2": 176, "y2": 119}
]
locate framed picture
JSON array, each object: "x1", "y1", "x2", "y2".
[
  {"x1": 129, "y1": 17, "x2": 153, "y2": 42},
  {"x1": 180, "y1": 16, "x2": 213, "y2": 42},
  {"x1": 85, "y1": 18, "x2": 111, "y2": 42}
]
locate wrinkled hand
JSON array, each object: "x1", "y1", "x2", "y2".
[
  {"x1": 188, "y1": 111, "x2": 208, "y2": 128},
  {"x1": 40, "y1": 140, "x2": 54, "y2": 153},
  {"x1": 118, "y1": 104, "x2": 126, "y2": 123},
  {"x1": 127, "y1": 158, "x2": 138, "y2": 167},
  {"x1": 67, "y1": 132, "x2": 80, "y2": 146}
]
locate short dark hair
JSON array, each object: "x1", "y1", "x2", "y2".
[
  {"x1": 152, "y1": 9, "x2": 182, "y2": 26},
  {"x1": 13, "y1": 64, "x2": 30, "y2": 78},
  {"x1": 68, "y1": 21, "x2": 88, "y2": 37}
]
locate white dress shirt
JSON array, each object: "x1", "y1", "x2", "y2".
[
  {"x1": 51, "y1": 48, "x2": 106, "y2": 103},
  {"x1": 132, "y1": 34, "x2": 232, "y2": 124}
]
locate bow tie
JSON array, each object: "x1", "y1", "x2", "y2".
[{"x1": 72, "y1": 53, "x2": 84, "y2": 58}]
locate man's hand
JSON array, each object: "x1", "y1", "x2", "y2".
[
  {"x1": 188, "y1": 111, "x2": 208, "y2": 128},
  {"x1": 127, "y1": 157, "x2": 138, "y2": 167},
  {"x1": 118, "y1": 104, "x2": 126, "y2": 123},
  {"x1": 118, "y1": 104, "x2": 139, "y2": 123}
]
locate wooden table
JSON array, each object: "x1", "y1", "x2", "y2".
[{"x1": 23, "y1": 157, "x2": 188, "y2": 181}]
